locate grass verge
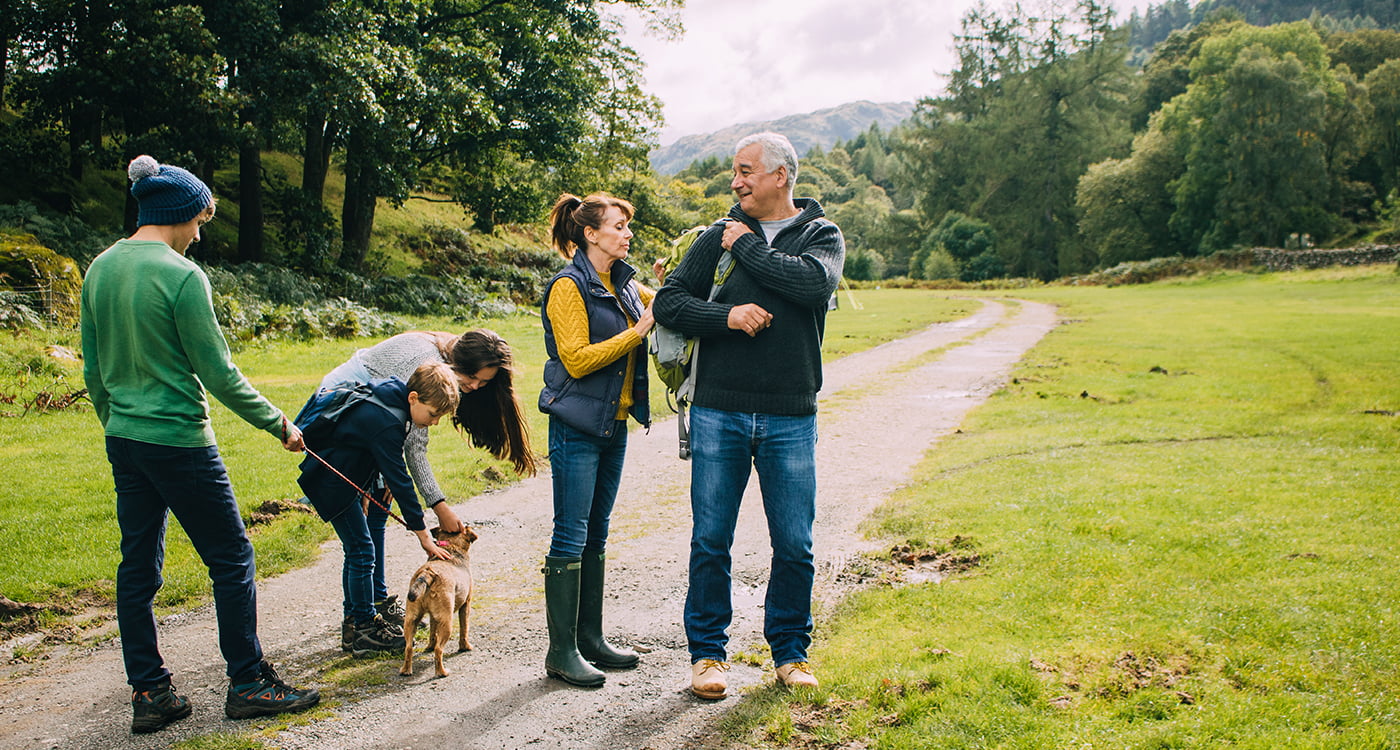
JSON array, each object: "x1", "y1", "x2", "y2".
[{"x1": 734, "y1": 266, "x2": 1400, "y2": 748}]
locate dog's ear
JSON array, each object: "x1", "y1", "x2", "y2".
[
  {"x1": 464, "y1": 525, "x2": 478, "y2": 543},
  {"x1": 430, "y1": 526, "x2": 445, "y2": 540}
]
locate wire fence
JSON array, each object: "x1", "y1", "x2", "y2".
[{"x1": 2, "y1": 278, "x2": 72, "y2": 325}]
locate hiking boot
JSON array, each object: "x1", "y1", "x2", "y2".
[
  {"x1": 225, "y1": 661, "x2": 320, "y2": 719},
  {"x1": 340, "y1": 616, "x2": 354, "y2": 652},
  {"x1": 375, "y1": 595, "x2": 421, "y2": 630},
  {"x1": 776, "y1": 661, "x2": 819, "y2": 688},
  {"x1": 131, "y1": 682, "x2": 191, "y2": 734},
  {"x1": 350, "y1": 615, "x2": 404, "y2": 657},
  {"x1": 690, "y1": 659, "x2": 730, "y2": 700}
]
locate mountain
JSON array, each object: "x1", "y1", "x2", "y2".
[{"x1": 648, "y1": 100, "x2": 916, "y2": 175}]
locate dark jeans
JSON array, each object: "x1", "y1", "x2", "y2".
[
  {"x1": 367, "y1": 484, "x2": 390, "y2": 605},
  {"x1": 329, "y1": 502, "x2": 379, "y2": 625},
  {"x1": 107, "y1": 437, "x2": 264, "y2": 690},
  {"x1": 547, "y1": 417, "x2": 627, "y2": 558}
]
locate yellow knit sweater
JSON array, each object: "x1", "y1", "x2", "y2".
[{"x1": 545, "y1": 271, "x2": 655, "y2": 421}]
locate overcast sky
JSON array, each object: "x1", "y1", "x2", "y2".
[{"x1": 616, "y1": 0, "x2": 1156, "y2": 145}]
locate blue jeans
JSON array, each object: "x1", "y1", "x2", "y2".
[
  {"x1": 547, "y1": 417, "x2": 627, "y2": 558},
  {"x1": 106, "y1": 437, "x2": 264, "y2": 689},
  {"x1": 367, "y1": 486, "x2": 390, "y2": 605},
  {"x1": 329, "y1": 501, "x2": 379, "y2": 625},
  {"x1": 683, "y1": 406, "x2": 817, "y2": 667}
]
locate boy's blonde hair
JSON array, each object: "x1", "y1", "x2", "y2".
[{"x1": 407, "y1": 362, "x2": 460, "y2": 415}]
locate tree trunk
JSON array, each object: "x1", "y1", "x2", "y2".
[
  {"x1": 301, "y1": 112, "x2": 336, "y2": 203},
  {"x1": 123, "y1": 190, "x2": 138, "y2": 235},
  {"x1": 0, "y1": 28, "x2": 9, "y2": 109},
  {"x1": 238, "y1": 138, "x2": 264, "y2": 263},
  {"x1": 67, "y1": 108, "x2": 89, "y2": 181},
  {"x1": 340, "y1": 129, "x2": 376, "y2": 271}
]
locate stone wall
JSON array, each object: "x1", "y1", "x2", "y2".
[{"x1": 1252, "y1": 245, "x2": 1400, "y2": 271}]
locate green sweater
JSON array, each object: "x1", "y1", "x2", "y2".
[{"x1": 80, "y1": 239, "x2": 284, "y2": 448}]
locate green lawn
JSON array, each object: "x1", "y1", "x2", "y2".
[
  {"x1": 732, "y1": 266, "x2": 1400, "y2": 748},
  {"x1": 0, "y1": 288, "x2": 962, "y2": 609}
]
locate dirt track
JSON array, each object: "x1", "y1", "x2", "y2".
[{"x1": 0, "y1": 297, "x2": 1055, "y2": 750}]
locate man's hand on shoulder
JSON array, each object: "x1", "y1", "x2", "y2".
[{"x1": 720, "y1": 219, "x2": 752, "y2": 250}]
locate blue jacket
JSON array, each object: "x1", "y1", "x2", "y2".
[
  {"x1": 296, "y1": 378, "x2": 427, "y2": 530},
  {"x1": 539, "y1": 251, "x2": 651, "y2": 437}
]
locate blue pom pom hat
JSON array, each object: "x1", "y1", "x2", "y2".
[{"x1": 127, "y1": 155, "x2": 214, "y2": 227}]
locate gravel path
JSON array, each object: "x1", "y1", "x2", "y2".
[{"x1": 0, "y1": 298, "x2": 1056, "y2": 750}]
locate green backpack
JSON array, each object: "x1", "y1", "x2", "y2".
[
  {"x1": 649, "y1": 223, "x2": 735, "y2": 459},
  {"x1": 650, "y1": 224, "x2": 735, "y2": 393}
]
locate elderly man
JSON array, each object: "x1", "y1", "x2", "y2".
[{"x1": 653, "y1": 132, "x2": 845, "y2": 699}]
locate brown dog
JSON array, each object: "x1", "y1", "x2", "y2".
[{"x1": 400, "y1": 525, "x2": 477, "y2": 677}]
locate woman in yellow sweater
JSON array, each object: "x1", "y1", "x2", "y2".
[{"x1": 537, "y1": 192, "x2": 654, "y2": 687}]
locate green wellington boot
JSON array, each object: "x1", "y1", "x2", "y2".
[
  {"x1": 543, "y1": 556, "x2": 605, "y2": 687},
  {"x1": 577, "y1": 551, "x2": 639, "y2": 669}
]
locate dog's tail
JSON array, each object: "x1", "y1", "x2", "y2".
[{"x1": 407, "y1": 570, "x2": 438, "y2": 602}]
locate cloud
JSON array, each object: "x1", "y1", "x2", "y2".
[{"x1": 620, "y1": 0, "x2": 1154, "y2": 144}]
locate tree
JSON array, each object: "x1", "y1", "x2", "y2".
[
  {"x1": 1130, "y1": 15, "x2": 1247, "y2": 130},
  {"x1": 1327, "y1": 28, "x2": 1400, "y2": 80},
  {"x1": 929, "y1": 210, "x2": 995, "y2": 262},
  {"x1": 201, "y1": 0, "x2": 289, "y2": 263},
  {"x1": 900, "y1": 0, "x2": 1136, "y2": 279},
  {"x1": 1163, "y1": 22, "x2": 1353, "y2": 251},
  {"x1": 1363, "y1": 60, "x2": 1400, "y2": 198},
  {"x1": 1076, "y1": 124, "x2": 1183, "y2": 265},
  {"x1": 0, "y1": 0, "x2": 28, "y2": 108}
]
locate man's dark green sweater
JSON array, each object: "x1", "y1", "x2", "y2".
[{"x1": 653, "y1": 198, "x2": 845, "y2": 416}]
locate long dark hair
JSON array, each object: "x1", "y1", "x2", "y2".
[
  {"x1": 426, "y1": 328, "x2": 537, "y2": 476},
  {"x1": 548, "y1": 192, "x2": 635, "y2": 259}
]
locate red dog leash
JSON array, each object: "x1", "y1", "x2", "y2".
[{"x1": 301, "y1": 445, "x2": 409, "y2": 529}]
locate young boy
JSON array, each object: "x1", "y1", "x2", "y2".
[
  {"x1": 297, "y1": 362, "x2": 458, "y2": 655},
  {"x1": 81, "y1": 155, "x2": 320, "y2": 734}
]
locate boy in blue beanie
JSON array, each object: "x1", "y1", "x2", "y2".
[
  {"x1": 297, "y1": 362, "x2": 458, "y2": 655},
  {"x1": 81, "y1": 155, "x2": 320, "y2": 734}
]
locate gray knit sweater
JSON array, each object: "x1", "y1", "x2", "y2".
[
  {"x1": 653, "y1": 198, "x2": 844, "y2": 415},
  {"x1": 350, "y1": 333, "x2": 449, "y2": 505}
]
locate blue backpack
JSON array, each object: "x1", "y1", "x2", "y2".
[{"x1": 293, "y1": 381, "x2": 409, "y2": 450}]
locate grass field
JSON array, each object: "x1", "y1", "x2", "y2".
[
  {"x1": 0, "y1": 288, "x2": 965, "y2": 611},
  {"x1": 6, "y1": 265, "x2": 1396, "y2": 747},
  {"x1": 728, "y1": 266, "x2": 1400, "y2": 748}
]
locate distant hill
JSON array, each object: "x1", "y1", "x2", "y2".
[{"x1": 649, "y1": 100, "x2": 916, "y2": 175}]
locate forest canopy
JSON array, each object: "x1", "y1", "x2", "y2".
[{"x1": 3, "y1": 0, "x2": 1400, "y2": 305}]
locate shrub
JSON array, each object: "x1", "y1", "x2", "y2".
[
  {"x1": 0, "y1": 231, "x2": 84, "y2": 324},
  {"x1": 205, "y1": 262, "x2": 326, "y2": 306},
  {"x1": 920, "y1": 249, "x2": 960, "y2": 280},
  {"x1": 212, "y1": 293, "x2": 400, "y2": 345},
  {"x1": 960, "y1": 250, "x2": 1007, "y2": 282},
  {"x1": 844, "y1": 247, "x2": 887, "y2": 281},
  {"x1": 0, "y1": 291, "x2": 44, "y2": 331},
  {"x1": 0, "y1": 202, "x2": 119, "y2": 267}
]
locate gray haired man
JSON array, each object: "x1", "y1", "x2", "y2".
[{"x1": 653, "y1": 132, "x2": 846, "y2": 698}]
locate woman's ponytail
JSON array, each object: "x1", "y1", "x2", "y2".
[{"x1": 548, "y1": 193, "x2": 584, "y2": 259}]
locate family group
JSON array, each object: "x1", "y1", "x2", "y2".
[{"x1": 79, "y1": 131, "x2": 845, "y2": 735}]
